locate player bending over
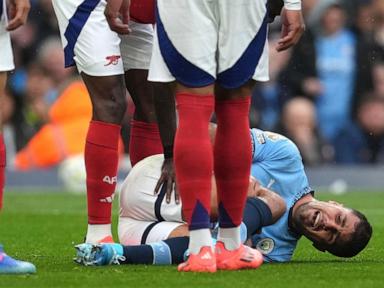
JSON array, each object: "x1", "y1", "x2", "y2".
[{"x1": 74, "y1": 128, "x2": 372, "y2": 265}]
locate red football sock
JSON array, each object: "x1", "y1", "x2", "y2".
[
  {"x1": 175, "y1": 93, "x2": 214, "y2": 230},
  {"x1": 129, "y1": 120, "x2": 163, "y2": 166},
  {"x1": 85, "y1": 121, "x2": 121, "y2": 224},
  {"x1": 214, "y1": 97, "x2": 252, "y2": 227},
  {"x1": 0, "y1": 135, "x2": 5, "y2": 211}
]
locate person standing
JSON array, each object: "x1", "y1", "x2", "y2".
[
  {"x1": 146, "y1": 0, "x2": 305, "y2": 272},
  {"x1": 0, "y1": 0, "x2": 36, "y2": 274}
]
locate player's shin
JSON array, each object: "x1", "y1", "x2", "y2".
[
  {"x1": 214, "y1": 97, "x2": 252, "y2": 251},
  {"x1": 75, "y1": 237, "x2": 190, "y2": 266},
  {"x1": 85, "y1": 121, "x2": 121, "y2": 243},
  {"x1": 174, "y1": 93, "x2": 214, "y2": 254}
]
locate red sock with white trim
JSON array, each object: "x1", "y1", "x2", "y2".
[
  {"x1": 129, "y1": 120, "x2": 163, "y2": 166},
  {"x1": 85, "y1": 121, "x2": 120, "y2": 243}
]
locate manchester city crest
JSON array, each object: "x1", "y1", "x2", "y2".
[{"x1": 256, "y1": 238, "x2": 275, "y2": 255}]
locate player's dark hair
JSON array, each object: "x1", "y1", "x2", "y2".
[{"x1": 323, "y1": 209, "x2": 372, "y2": 258}]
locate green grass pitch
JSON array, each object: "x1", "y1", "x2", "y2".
[{"x1": 0, "y1": 191, "x2": 383, "y2": 287}]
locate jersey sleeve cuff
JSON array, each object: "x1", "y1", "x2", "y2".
[{"x1": 284, "y1": 1, "x2": 302, "y2": 10}]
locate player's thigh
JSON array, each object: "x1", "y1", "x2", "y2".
[
  {"x1": 0, "y1": 23, "x2": 14, "y2": 73},
  {"x1": 0, "y1": 72, "x2": 6, "y2": 96},
  {"x1": 124, "y1": 69, "x2": 156, "y2": 123},
  {"x1": 120, "y1": 21, "x2": 153, "y2": 71},
  {"x1": 119, "y1": 154, "x2": 183, "y2": 222},
  {"x1": 52, "y1": 0, "x2": 123, "y2": 76},
  {"x1": 150, "y1": 0, "x2": 218, "y2": 87},
  {"x1": 118, "y1": 217, "x2": 184, "y2": 245},
  {"x1": 216, "y1": 0, "x2": 268, "y2": 89}
]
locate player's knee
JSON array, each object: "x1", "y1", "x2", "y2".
[
  {"x1": 168, "y1": 224, "x2": 189, "y2": 239},
  {"x1": 215, "y1": 80, "x2": 256, "y2": 100},
  {"x1": 93, "y1": 92, "x2": 127, "y2": 123},
  {"x1": 133, "y1": 100, "x2": 157, "y2": 123}
]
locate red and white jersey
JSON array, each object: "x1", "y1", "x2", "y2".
[{"x1": 0, "y1": 0, "x2": 14, "y2": 72}]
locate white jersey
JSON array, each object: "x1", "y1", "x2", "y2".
[
  {"x1": 148, "y1": 0, "x2": 269, "y2": 88},
  {"x1": 0, "y1": 0, "x2": 15, "y2": 72},
  {"x1": 119, "y1": 154, "x2": 183, "y2": 246},
  {"x1": 52, "y1": 0, "x2": 153, "y2": 76}
]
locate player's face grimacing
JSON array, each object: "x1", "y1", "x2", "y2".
[{"x1": 292, "y1": 200, "x2": 360, "y2": 246}]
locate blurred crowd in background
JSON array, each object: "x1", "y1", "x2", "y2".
[{"x1": 2, "y1": 0, "x2": 384, "y2": 171}]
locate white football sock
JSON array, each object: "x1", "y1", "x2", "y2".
[
  {"x1": 85, "y1": 224, "x2": 112, "y2": 244},
  {"x1": 217, "y1": 226, "x2": 241, "y2": 251},
  {"x1": 189, "y1": 229, "x2": 213, "y2": 255}
]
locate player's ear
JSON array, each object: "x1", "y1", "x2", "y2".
[{"x1": 312, "y1": 242, "x2": 327, "y2": 252}]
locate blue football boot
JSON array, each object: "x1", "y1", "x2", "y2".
[
  {"x1": 74, "y1": 243, "x2": 125, "y2": 266},
  {"x1": 0, "y1": 245, "x2": 36, "y2": 274}
]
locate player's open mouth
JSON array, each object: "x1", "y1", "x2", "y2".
[{"x1": 311, "y1": 211, "x2": 321, "y2": 230}]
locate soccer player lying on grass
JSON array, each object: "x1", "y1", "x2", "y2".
[{"x1": 74, "y1": 128, "x2": 372, "y2": 265}]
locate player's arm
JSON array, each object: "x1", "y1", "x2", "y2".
[
  {"x1": 152, "y1": 83, "x2": 178, "y2": 204},
  {"x1": 105, "y1": 0, "x2": 131, "y2": 34},
  {"x1": 210, "y1": 177, "x2": 286, "y2": 224},
  {"x1": 247, "y1": 177, "x2": 286, "y2": 224},
  {"x1": 6, "y1": 0, "x2": 31, "y2": 31},
  {"x1": 276, "y1": 0, "x2": 305, "y2": 52}
]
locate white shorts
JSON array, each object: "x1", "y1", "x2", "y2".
[
  {"x1": 148, "y1": 0, "x2": 269, "y2": 88},
  {"x1": 120, "y1": 21, "x2": 154, "y2": 71},
  {"x1": 118, "y1": 154, "x2": 184, "y2": 245},
  {"x1": 119, "y1": 218, "x2": 183, "y2": 245},
  {"x1": 52, "y1": 0, "x2": 153, "y2": 76},
  {"x1": 0, "y1": 1, "x2": 14, "y2": 72}
]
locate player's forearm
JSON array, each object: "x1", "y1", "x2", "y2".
[
  {"x1": 153, "y1": 82, "x2": 176, "y2": 157},
  {"x1": 256, "y1": 187, "x2": 286, "y2": 223}
]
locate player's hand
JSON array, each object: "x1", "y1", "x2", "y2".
[
  {"x1": 105, "y1": 0, "x2": 131, "y2": 34},
  {"x1": 154, "y1": 158, "x2": 179, "y2": 204},
  {"x1": 276, "y1": 8, "x2": 305, "y2": 52},
  {"x1": 6, "y1": 0, "x2": 31, "y2": 31}
]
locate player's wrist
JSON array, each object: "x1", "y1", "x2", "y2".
[
  {"x1": 284, "y1": 0, "x2": 301, "y2": 11},
  {"x1": 163, "y1": 145, "x2": 174, "y2": 159}
]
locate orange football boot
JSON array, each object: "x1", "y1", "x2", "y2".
[
  {"x1": 215, "y1": 241, "x2": 263, "y2": 270},
  {"x1": 178, "y1": 246, "x2": 217, "y2": 273}
]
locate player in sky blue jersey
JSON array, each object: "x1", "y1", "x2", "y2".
[{"x1": 75, "y1": 126, "x2": 372, "y2": 266}]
